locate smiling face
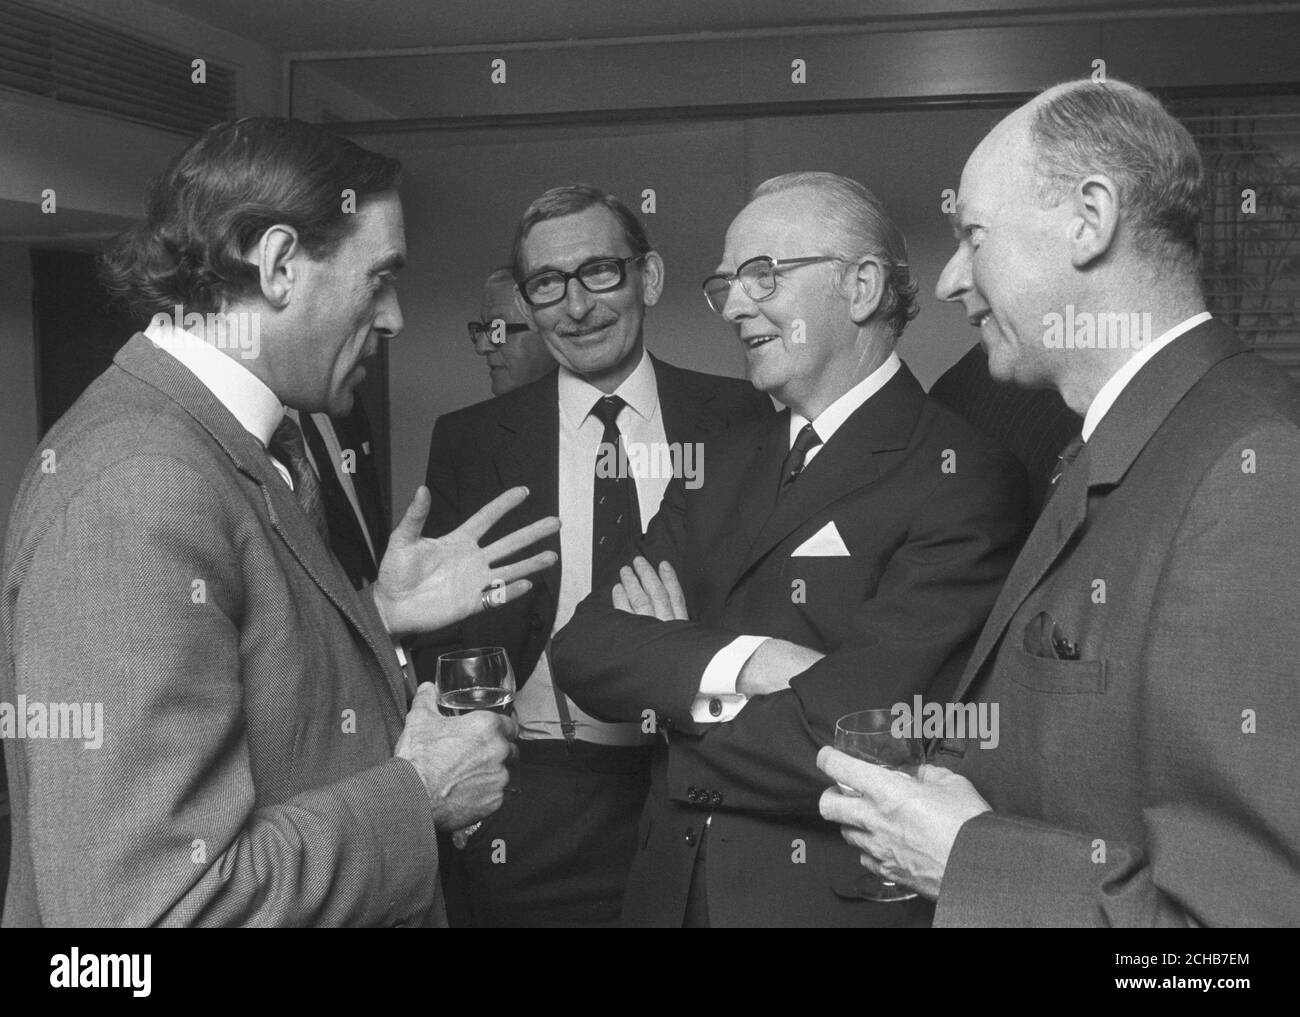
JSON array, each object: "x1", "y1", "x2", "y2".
[
  {"x1": 936, "y1": 108, "x2": 1072, "y2": 389},
  {"x1": 516, "y1": 205, "x2": 662, "y2": 393},
  {"x1": 477, "y1": 278, "x2": 554, "y2": 395},
  {"x1": 716, "y1": 190, "x2": 862, "y2": 417},
  {"x1": 272, "y1": 189, "x2": 406, "y2": 415}
]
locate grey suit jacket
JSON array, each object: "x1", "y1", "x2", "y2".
[
  {"x1": 938, "y1": 321, "x2": 1300, "y2": 927},
  {"x1": 2, "y1": 334, "x2": 441, "y2": 927}
]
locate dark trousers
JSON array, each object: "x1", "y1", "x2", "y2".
[{"x1": 444, "y1": 739, "x2": 652, "y2": 928}]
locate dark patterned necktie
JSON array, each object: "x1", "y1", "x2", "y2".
[
  {"x1": 778, "y1": 422, "x2": 823, "y2": 501},
  {"x1": 298, "y1": 412, "x2": 379, "y2": 587},
  {"x1": 591, "y1": 395, "x2": 642, "y2": 580},
  {"x1": 1049, "y1": 433, "x2": 1086, "y2": 488},
  {"x1": 269, "y1": 415, "x2": 330, "y2": 542}
]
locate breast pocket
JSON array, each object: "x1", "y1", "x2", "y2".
[{"x1": 1005, "y1": 643, "x2": 1107, "y2": 695}]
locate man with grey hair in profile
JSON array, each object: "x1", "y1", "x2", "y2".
[
  {"x1": 820, "y1": 80, "x2": 1300, "y2": 926},
  {"x1": 554, "y1": 171, "x2": 1028, "y2": 927},
  {"x1": 469, "y1": 267, "x2": 555, "y2": 396}
]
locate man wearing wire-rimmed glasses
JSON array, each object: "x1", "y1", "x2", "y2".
[{"x1": 553, "y1": 171, "x2": 1028, "y2": 927}]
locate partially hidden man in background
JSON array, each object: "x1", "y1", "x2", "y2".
[
  {"x1": 552, "y1": 172, "x2": 1029, "y2": 927},
  {"x1": 2, "y1": 118, "x2": 562, "y2": 926},
  {"x1": 414, "y1": 184, "x2": 772, "y2": 926},
  {"x1": 469, "y1": 266, "x2": 556, "y2": 396}
]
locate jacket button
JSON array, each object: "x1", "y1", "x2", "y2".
[
  {"x1": 686, "y1": 786, "x2": 698, "y2": 803},
  {"x1": 708, "y1": 697, "x2": 722, "y2": 717},
  {"x1": 711, "y1": 790, "x2": 723, "y2": 806},
  {"x1": 684, "y1": 827, "x2": 698, "y2": 847}
]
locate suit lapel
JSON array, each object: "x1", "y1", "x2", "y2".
[
  {"x1": 724, "y1": 364, "x2": 925, "y2": 596},
  {"x1": 953, "y1": 319, "x2": 1246, "y2": 701},
  {"x1": 489, "y1": 371, "x2": 562, "y2": 589},
  {"x1": 653, "y1": 356, "x2": 730, "y2": 444},
  {"x1": 114, "y1": 335, "x2": 411, "y2": 714},
  {"x1": 708, "y1": 412, "x2": 791, "y2": 599}
]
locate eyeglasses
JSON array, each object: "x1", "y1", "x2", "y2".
[
  {"x1": 701, "y1": 255, "x2": 842, "y2": 314},
  {"x1": 468, "y1": 320, "x2": 533, "y2": 345},
  {"x1": 518, "y1": 254, "x2": 646, "y2": 309}
]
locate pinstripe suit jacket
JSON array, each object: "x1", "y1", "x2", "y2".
[{"x1": 2, "y1": 334, "x2": 441, "y2": 927}]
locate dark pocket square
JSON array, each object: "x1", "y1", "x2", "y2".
[{"x1": 1023, "y1": 610, "x2": 1081, "y2": 660}]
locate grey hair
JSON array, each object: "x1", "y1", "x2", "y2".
[
  {"x1": 750, "y1": 171, "x2": 919, "y2": 338},
  {"x1": 1029, "y1": 78, "x2": 1204, "y2": 269}
]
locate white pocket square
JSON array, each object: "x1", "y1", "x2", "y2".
[{"x1": 791, "y1": 521, "x2": 850, "y2": 557}]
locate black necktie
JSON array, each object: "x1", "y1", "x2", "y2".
[
  {"x1": 268, "y1": 415, "x2": 330, "y2": 543},
  {"x1": 778, "y1": 423, "x2": 823, "y2": 501},
  {"x1": 1049, "y1": 433, "x2": 1086, "y2": 488},
  {"x1": 591, "y1": 395, "x2": 642, "y2": 580},
  {"x1": 299, "y1": 412, "x2": 379, "y2": 588}
]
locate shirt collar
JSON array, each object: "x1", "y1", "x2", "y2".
[
  {"x1": 1081, "y1": 311, "x2": 1212, "y2": 441},
  {"x1": 558, "y1": 347, "x2": 658, "y2": 427},
  {"x1": 145, "y1": 316, "x2": 285, "y2": 446},
  {"x1": 790, "y1": 351, "x2": 901, "y2": 448}
]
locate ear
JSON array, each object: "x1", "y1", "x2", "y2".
[
  {"x1": 1068, "y1": 174, "x2": 1119, "y2": 269},
  {"x1": 513, "y1": 284, "x2": 538, "y2": 327},
  {"x1": 640, "y1": 251, "x2": 665, "y2": 307},
  {"x1": 247, "y1": 225, "x2": 301, "y2": 309},
  {"x1": 847, "y1": 256, "x2": 885, "y2": 325}
]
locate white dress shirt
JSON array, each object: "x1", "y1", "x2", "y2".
[
  {"x1": 1082, "y1": 311, "x2": 1211, "y2": 441},
  {"x1": 693, "y1": 351, "x2": 902, "y2": 723},
  {"x1": 515, "y1": 349, "x2": 664, "y2": 746}
]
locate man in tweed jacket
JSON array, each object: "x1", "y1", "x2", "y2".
[{"x1": 1, "y1": 118, "x2": 554, "y2": 926}]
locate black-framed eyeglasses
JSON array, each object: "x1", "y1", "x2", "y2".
[
  {"x1": 468, "y1": 320, "x2": 533, "y2": 345},
  {"x1": 701, "y1": 255, "x2": 842, "y2": 314},
  {"x1": 519, "y1": 254, "x2": 647, "y2": 309}
]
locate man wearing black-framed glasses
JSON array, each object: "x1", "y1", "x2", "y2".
[
  {"x1": 415, "y1": 184, "x2": 771, "y2": 927},
  {"x1": 470, "y1": 266, "x2": 555, "y2": 396},
  {"x1": 554, "y1": 172, "x2": 1029, "y2": 927}
]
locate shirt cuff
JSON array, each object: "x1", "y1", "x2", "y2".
[{"x1": 691, "y1": 635, "x2": 767, "y2": 723}]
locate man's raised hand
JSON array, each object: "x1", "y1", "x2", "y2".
[{"x1": 373, "y1": 485, "x2": 559, "y2": 636}]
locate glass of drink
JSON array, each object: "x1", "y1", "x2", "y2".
[
  {"x1": 436, "y1": 647, "x2": 516, "y2": 716},
  {"x1": 832, "y1": 708, "x2": 925, "y2": 903}
]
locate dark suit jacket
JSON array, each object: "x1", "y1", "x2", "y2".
[
  {"x1": 1, "y1": 335, "x2": 440, "y2": 927},
  {"x1": 930, "y1": 343, "x2": 1080, "y2": 518},
  {"x1": 553, "y1": 363, "x2": 1030, "y2": 927},
  {"x1": 938, "y1": 320, "x2": 1300, "y2": 927},
  {"x1": 412, "y1": 355, "x2": 773, "y2": 685}
]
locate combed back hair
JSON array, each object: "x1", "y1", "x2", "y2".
[
  {"x1": 1029, "y1": 79, "x2": 1204, "y2": 269},
  {"x1": 751, "y1": 171, "x2": 920, "y2": 339},
  {"x1": 512, "y1": 184, "x2": 651, "y2": 281},
  {"x1": 485, "y1": 265, "x2": 517, "y2": 290},
  {"x1": 100, "y1": 117, "x2": 402, "y2": 321}
]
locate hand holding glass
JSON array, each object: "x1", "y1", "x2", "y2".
[{"x1": 832, "y1": 708, "x2": 925, "y2": 902}]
